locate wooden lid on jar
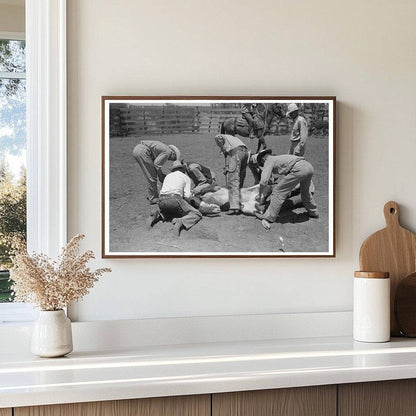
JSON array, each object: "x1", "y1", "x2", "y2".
[{"x1": 354, "y1": 271, "x2": 390, "y2": 279}]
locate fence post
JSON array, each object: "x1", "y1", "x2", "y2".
[{"x1": 142, "y1": 106, "x2": 146, "y2": 135}]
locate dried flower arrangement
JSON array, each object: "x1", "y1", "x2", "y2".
[{"x1": 10, "y1": 234, "x2": 111, "y2": 311}]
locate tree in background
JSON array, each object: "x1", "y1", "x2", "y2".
[{"x1": 0, "y1": 159, "x2": 26, "y2": 302}]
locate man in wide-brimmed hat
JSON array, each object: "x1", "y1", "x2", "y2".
[
  {"x1": 148, "y1": 160, "x2": 202, "y2": 236},
  {"x1": 286, "y1": 103, "x2": 308, "y2": 156},
  {"x1": 132, "y1": 140, "x2": 181, "y2": 204},
  {"x1": 252, "y1": 150, "x2": 319, "y2": 228},
  {"x1": 214, "y1": 133, "x2": 249, "y2": 215}
]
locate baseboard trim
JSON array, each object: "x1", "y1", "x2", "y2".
[{"x1": 0, "y1": 311, "x2": 352, "y2": 353}]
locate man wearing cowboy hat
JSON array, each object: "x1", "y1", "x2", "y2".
[
  {"x1": 132, "y1": 140, "x2": 181, "y2": 205},
  {"x1": 214, "y1": 133, "x2": 249, "y2": 215},
  {"x1": 253, "y1": 150, "x2": 319, "y2": 228},
  {"x1": 286, "y1": 103, "x2": 308, "y2": 156},
  {"x1": 149, "y1": 160, "x2": 202, "y2": 236}
]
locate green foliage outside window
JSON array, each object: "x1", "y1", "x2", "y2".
[
  {"x1": 0, "y1": 38, "x2": 27, "y2": 302},
  {"x1": 0, "y1": 161, "x2": 26, "y2": 302}
]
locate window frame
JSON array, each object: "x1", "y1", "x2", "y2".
[
  {"x1": 0, "y1": 0, "x2": 67, "y2": 323},
  {"x1": 0, "y1": 31, "x2": 24, "y2": 41}
]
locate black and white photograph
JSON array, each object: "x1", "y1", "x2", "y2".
[{"x1": 102, "y1": 97, "x2": 335, "y2": 257}]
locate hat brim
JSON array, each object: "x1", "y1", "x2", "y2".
[
  {"x1": 286, "y1": 109, "x2": 299, "y2": 117},
  {"x1": 257, "y1": 149, "x2": 272, "y2": 166},
  {"x1": 168, "y1": 145, "x2": 181, "y2": 161},
  {"x1": 170, "y1": 165, "x2": 186, "y2": 172}
]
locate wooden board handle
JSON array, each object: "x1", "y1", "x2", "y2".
[{"x1": 384, "y1": 201, "x2": 400, "y2": 228}]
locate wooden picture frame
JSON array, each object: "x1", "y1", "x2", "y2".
[{"x1": 102, "y1": 96, "x2": 336, "y2": 258}]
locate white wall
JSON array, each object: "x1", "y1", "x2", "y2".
[{"x1": 67, "y1": 0, "x2": 416, "y2": 322}]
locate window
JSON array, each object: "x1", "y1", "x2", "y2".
[
  {"x1": 0, "y1": 34, "x2": 26, "y2": 308},
  {"x1": 0, "y1": 0, "x2": 67, "y2": 324}
]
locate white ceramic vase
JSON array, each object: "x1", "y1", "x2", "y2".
[{"x1": 31, "y1": 310, "x2": 73, "y2": 357}]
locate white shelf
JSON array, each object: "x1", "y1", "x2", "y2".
[{"x1": 2, "y1": 335, "x2": 416, "y2": 408}]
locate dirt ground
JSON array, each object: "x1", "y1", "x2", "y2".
[{"x1": 109, "y1": 133, "x2": 330, "y2": 254}]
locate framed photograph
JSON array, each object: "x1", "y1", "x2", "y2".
[{"x1": 102, "y1": 96, "x2": 336, "y2": 258}]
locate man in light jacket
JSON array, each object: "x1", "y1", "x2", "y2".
[
  {"x1": 253, "y1": 150, "x2": 319, "y2": 227},
  {"x1": 214, "y1": 134, "x2": 249, "y2": 215},
  {"x1": 286, "y1": 103, "x2": 308, "y2": 156},
  {"x1": 132, "y1": 140, "x2": 181, "y2": 204}
]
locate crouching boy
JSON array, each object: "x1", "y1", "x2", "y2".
[{"x1": 149, "y1": 161, "x2": 202, "y2": 236}]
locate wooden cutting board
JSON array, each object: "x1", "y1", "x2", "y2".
[{"x1": 359, "y1": 201, "x2": 416, "y2": 335}]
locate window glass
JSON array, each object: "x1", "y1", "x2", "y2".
[
  {"x1": 0, "y1": 39, "x2": 26, "y2": 303},
  {"x1": 0, "y1": 39, "x2": 26, "y2": 73}
]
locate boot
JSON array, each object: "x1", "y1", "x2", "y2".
[
  {"x1": 225, "y1": 209, "x2": 241, "y2": 216},
  {"x1": 147, "y1": 209, "x2": 162, "y2": 229},
  {"x1": 173, "y1": 219, "x2": 184, "y2": 236},
  {"x1": 255, "y1": 212, "x2": 272, "y2": 230},
  {"x1": 308, "y1": 211, "x2": 320, "y2": 219}
]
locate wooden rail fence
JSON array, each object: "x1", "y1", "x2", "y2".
[{"x1": 109, "y1": 104, "x2": 328, "y2": 137}]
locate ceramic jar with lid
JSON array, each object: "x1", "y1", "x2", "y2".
[{"x1": 353, "y1": 271, "x2": 390, "y2": 343}]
